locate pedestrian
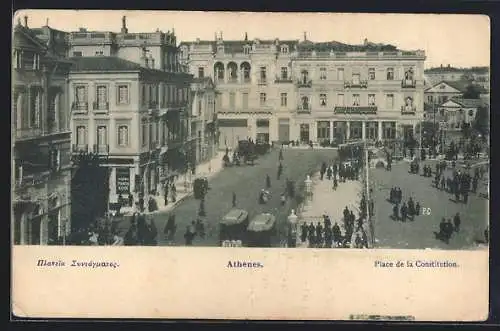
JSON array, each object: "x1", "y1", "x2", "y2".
[
  {"x1": 308, "y1": 222, "x2": 315, "y2": 246},
  {"x1": 392, "y1": 203, "x2": 399, "y2": 220},
  {"x1": 232, "y1": 192, "x2": 237, "y2": 207},
  {"x1": 438, "y1": 218, "x2": 447, "y2": 243},
  {"x1": 316, "y1": 223, "x2": 323, "y2": 247},
  {"x1": 300, "y1": 223, "x2": 308, "y2": 243},
  {"x1": 400, "y1": 203, "x2": 408, "y2": 222},
  {"x1": 327, "y1": 166, "x2": 332, "y2": 180},
  {"x1": 332, "y1": 223, "x2": 341, "y2": 244},
  {"x1": 184, "y1": 226, "x2": 194, "y2": 245},
  {"x1": 415, "y1": 202, "x2": 421, "y2": 216},
  {"x1": 453, "y1": 213, "x2": 461, "y2": 232},
  {"x1": 279, "y1": 148, "x2": 284, "y2": 161},
  {"x1": 445, "y1": 219, "x2": 454, "y2": 243},
  {"x1": 320, "y1": 162, "x2": 327, "y2": 180},
  {"x1": 407, "y1": 197, "x2": 415, "y2": 220},
  {"x1": 266, "y1": 174, "x2": 271, "y2": 189},
  {"x1": 369, "y1": 199, "x2": 374, "y2": 217},
  {"x1": 128, "y1": 192, "x2": 134, "y2": 207},
  {"x1": 277, "y1": 162, "x2": 283, "y2": 180},
  {"x1": 333, "y1": 176, "x2": 338, "y2": 190}
]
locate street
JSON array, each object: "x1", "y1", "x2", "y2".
[
  {"x1": 152, "y1": 148, "x2": 337, "y2": 246},
  {"x1": 370, "y1": 158, "x2": 489, "y2": 249}
]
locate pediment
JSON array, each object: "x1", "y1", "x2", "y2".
[{"x1": 425, "y1": 81, "x2": 461, "y2": 94}]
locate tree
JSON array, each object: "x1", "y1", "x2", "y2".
[
  {"x1": 70, "y1": 152, "x2": 110, "y2": 235},
  {"x1": 472, "y1": 106, "x2": 489, "y2": 137},
  {"x1": 462, "y1": 84, "x2": 481, "y2": 99}
]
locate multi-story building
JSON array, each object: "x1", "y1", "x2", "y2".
[
  {"x1": 189, "y1": 77, "x2": 218, "y2": 166},
  {"x1": 180, "y1": 34, "x2": 426, "y2": 146},
  {"x1": 69, "y1": 56, "x2": 192, "y2": 211},
  {"x1": 12, "y1": 18, "x2": 73, "y2": 245},
  {"x1": 424, "y1": 65, "x2": 490, "y2": 90}
]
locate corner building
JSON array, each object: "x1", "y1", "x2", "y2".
[{"x1": 180, "y1": 34, "x2": 426, "y2": 147}]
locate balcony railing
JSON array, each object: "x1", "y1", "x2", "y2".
[
  {"x1": 148, "y1": 101, "x2": 158, "y2": 110},
  {"x1": 71, "y1": 102, "x2": 88, "y2": 112},
  {"x1": 344, "y1": 80, "x2": 368, "y2": 89},
  {"x1": 297, "y1": 79, "x2": 312, "y2": 88},
  {"x1": 297, "y1": 106, "x2": 311, "y2": 114},
  {"x1": 401, "y1": 106, "x2": 417, "y2": 115},
  {"x1": 92, "y1": 144, "x2": 109, "y2": 154},
  {"x1": 93, "y1": 101, "x2": 109, "y2": 112},
  {"x1": 258, "y1": 78, "x2": 268, "y2": 85},
  {"x1": 275, "y1": 76, "x2": 293, "y2": 83},
  {"x1": 15, "y1": 127, "x2": 42, "y2": 140},
  {"x1": 334, "y1": 106, "x2": 377, "y2": 114},
  {"x1": 401, "y1": 79, "x2": 417, "y2": 88},
  {"x1": 72, "y1": 144, "x2": 89, "y2": 153}
]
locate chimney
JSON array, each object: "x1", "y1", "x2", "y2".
[
  {"x1": 303, "y1": 31, "x2": 307, "y2": 41},
  {"x1": 24, "y1": 16, "x2": 28, "y2": 28},
  {"x1": 121, "y1": 16, "x2": 128, "y2": 34},
  {"x1": 244, "y1": 32, "x2": 248, "y2": 41}
]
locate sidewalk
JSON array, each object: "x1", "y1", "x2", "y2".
[
  {"x1": 295, "y1": 172, "x2": 364, "y2": 248},
  {"x1": 120, "y1": 151, "x2": 226, "y2": 217}
]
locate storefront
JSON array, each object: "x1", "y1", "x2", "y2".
[
  {"x1": 218, "y1": 119, "x2": 248, "y2": 149},
  {"x1": 256, "y1": 119, "x2": 270, "y2": 143}
]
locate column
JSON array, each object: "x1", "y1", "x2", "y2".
[
  {"x1": 329, "y1": 121, "x2": 334, "y2": 142},
  {"x1": 310, "y1": 121, "x2": 317, "y2": 143},
  {"x1": 16, "y1": 92, "x2": 23, "y2": 130},
  {"x1": 362, "y1": 121, "x2": 366, "y2": 140},
  {"x1": 346, "y1": 121, "x2": 351, "y2": 140},
  {"x1": 159, "y1": 83, "x2": 163, "y2": 108},
  {"x1": 54, "y1": 93, "x2": 60, "y2": 131},
  {"x1": 109, "y1": 167, "x2": 117, "y2": 203},
  {"x1": 378, "y1": 121, "x2": 383, "y2": 140}
]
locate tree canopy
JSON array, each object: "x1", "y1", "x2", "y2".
[
  {"x1": 462, "y1": 84, "x2": 482, "y2": 99},
  {"x1": 472, "y1": 106, "x2": 489, "y2": 137}
]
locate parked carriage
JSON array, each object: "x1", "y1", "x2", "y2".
[
  {"x1": 246, "y1": 213, "x2": 277, "y2": 247},
  {"x1": 219, "y1": 209, "x2": 249, "y2": 246}
]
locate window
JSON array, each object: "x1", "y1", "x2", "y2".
[
  {"x1": 76, "y1": 126, "x2": 87, "y2": 145},
  {"x1": 97, "y1": 126, "x2": 108, "y2": 146},
  {"x1": 229, "y1": 92, "x2": 235, "y2": 108},
  {"x1": 368, "y1": 94, "x2": 376, "y2": 106},
  {"x1": 352, "y1": 73, "x2": 360, "y2": 85},
  {"x1": 368, "y1": 68, "x2": 375, "y2": 80},
  {"x1": 260, "y1": 93, "x2": 266, "y2": 105},
  {"x1": 242, "y1": 93, "x2": 249, "y2": 109},
  {"x1": 72, "y1": 51, "x2": 82, "y2": 57},
  {"x1": 386, "y1": 94, "x2": 394, "y2": 109},
  {"x1": 117, "y1": 85, "x2": 129, "y2": 104},
  {"x1": 243, "y1": 46, "x2": 250, "y2": 55},
  {"x1": 30, "y1": 88, "x2": 40, "y2": 127},
  {"x1": 141, "y1": 122, "x2": 147, "y2": 146},
  {"x1": 198, "y1": 67, "x2": 204, "y2": 78},
  {"x1": 320, "y1": 68, "x2": 327, "y2": 80},
  {"x1": 95, "y1": 85, "x2": 108, "y2": 110},
  {"x1": 317, "y1": 121, "x2": 330, "y2": 140},
  {"x1": 280, "y1": 45, "x2": 289, "y2": 53},
  {"x1": 33, "y1": 54, "x2": 40, "y2": 70},
  {"x1": 14, "y1": 50, "x2": 23, "y2": 68},
  {"x1": 387, "y1": 68, "x2": 394, "y2": 80},
  {"x1": 427, "y1": 95, "x2": 434, "y2": 104},
  {"x1": 281, "y1": 93, "x2": 287, "y2": 107},
  {"x1": 320, "y1": 94, "x2": 327, "y2": 107},
  {"x1": 300, "y1": 70, "x2": 309, "y2": 84},
  {"x1": 118, "y1": 125, "x2": 129, "y2": 147},
  {"x1": 260, "y1": 67, "x2": 267, "y2": 81},
  {"x1": 337, "y1": 68, "x2": 344, "y2": 81},
  {"x1": 75, "y1": 85, "x2": 88, "y2": 105},
  {"x1": 352, "y1": 94, "x2": 360, "y2": 106},
  {"x1": 281, "y1": 67, "x2": 288, "y2": 80},
  {"x1": 337, "y1": 94, "x2": 344, "y2": 106},
  {"x1": 301, "y1": 96, "x2": 309, "y2": 110},
  {"x1": 95, "y1": 50, "x2": 104, "y2": 56}
]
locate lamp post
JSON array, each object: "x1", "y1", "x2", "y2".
[{"x1": 287, "y1": 209, "x2": 298, "y2": 248}]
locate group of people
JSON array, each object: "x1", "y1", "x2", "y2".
[
  {"x1": 435, "y1": 213, "x2": 462, "y2": 244},
  {"x1": 432, "y1": 161, "x2": 484, "y2": 204},
  {"x1": 389, "y1": 188, "x2": 421, "y2": 223},
  {"x1": 123, "y1": 213, "x2": 158, "y2": 246}
]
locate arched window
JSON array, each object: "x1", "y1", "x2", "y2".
[
  {"x1": 214, "y1": 62, "x2": 224, "y2": 81},
  {"x1": 240, "y1": 62, "x2": 251, "y2": 82},
  {"x1": 227, "y1": 62, "x2": 238, "y2": 82}
]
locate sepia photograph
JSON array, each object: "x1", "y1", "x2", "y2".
[{"x1": 11, "y1": 10, "x2": 490, "y2": 320}]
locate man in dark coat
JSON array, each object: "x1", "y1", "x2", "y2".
[
  {"x1": 300, "y1": 223, "x2": 308, "y2": 243},
  {"x1": 184, "y1": 226, "x2": 194, "y2": 245},
  {"x1": 332, "y1": 223, "x2": 341, "y2": 244},
  {"x1": 232, "y1": 192, "x2": 237, "y2": 207},
  {"x1": 266, "y1": 174, "x2": 271, "y2": 189},
  {"x1": 400, "y1": 202, "x2": 408, "y2": 222},
  {"x1": 393, "y1": 203, "x2": 399, "y2": 220},
  {"x1": 453, "y1": 213, "x2": 461, "y2": 232}
]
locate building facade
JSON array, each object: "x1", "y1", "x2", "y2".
[
  {"x1": 189, "y1": 77, "x2": 218, "y2": 166},
  {"x1": 12, "y1": 19, "x2": 73, "y2": 245},
  {"x1": 69, "y1": 56, "x2": 192, "y2": 211},
  {"x1": 180, "y1": 34, "x2": 426, "y2": 147}
]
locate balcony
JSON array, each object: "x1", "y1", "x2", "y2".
[
  {"x1": 71, "y1": 102, "x2": 88, "y2": 113},
  {"x1": 344, "y1": 80, "x2": 368, "y2": 89},
  {"x1": 93, "y1": 101, "x2": 109, "y2": 113},
  {"x1": 72, "y1": 144, "x2": 89, "y2": 153},
  {"x1": 401, "y1": 106, "x2": 417, "y2": 115},
  {"x1": 257, "y1": 78, "x2": 268, "y2": 85},
  {"x1": 401, "y1": 79, "x2": 417, "y2": 88},
  {"x1": 275, "y1": 76, "x2": 293, "y2": 84},
  {"x1": 297, "y1": 79, "x2": 312, "y2": 88},
  {"x1": 297, "y1": 106, "x2": 311, "y2": 114},
  {"x1": 334, "y1": 106, "x2": 377, "y2": 115},
  {"x1": 92, "y1": 144, "x2": 109, "y2": 155},
  {"x1": 15, "y1": 128, "x2": 42, "y2": 140}
]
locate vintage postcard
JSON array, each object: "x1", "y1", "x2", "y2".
[{"x1": 11, "y1": 10, "x2": 490, "y2": 321}]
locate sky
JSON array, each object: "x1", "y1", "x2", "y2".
[{"x1": 14, "y1": 10, "x2": 490, "y2": 69}]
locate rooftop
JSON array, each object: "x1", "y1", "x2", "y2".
[
  {"x1": 425, "y1": 65, "x2": 489, "y2": 74},
  {"x1": 447, "y1": 97, "x2": 488, "y2": 108},
  {"x1": 425, "y1": 80, "x2": 487, "y2": 94}
]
